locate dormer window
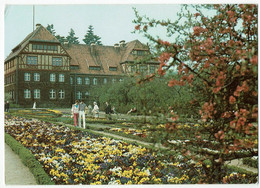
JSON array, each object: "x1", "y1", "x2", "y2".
[
  {"x1": 89, "y1": 66, "x2": 101, "y2": 71},
  {"x1": 109, "y1": 67, "x2": 117, "y2": 71}
]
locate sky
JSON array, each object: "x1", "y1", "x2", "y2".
[{"x1": 4, "y1": 3, "x2": 183, "y2": 58}]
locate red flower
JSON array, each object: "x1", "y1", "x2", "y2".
[
  {"x1": 135, "y1": 25, "x2": 141, "y2": 30},
  {"x1": 193, "y1": 26, "x2": 203, "y2": 36},
  {"x1": 194, "y1": 12, "x2": 200, "y2": 17},
  {"x1": 229, "y1": 96, "x2": 236, "y2": 104}
]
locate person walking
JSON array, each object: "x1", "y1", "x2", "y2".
[
  {"x1": 71, "y1": 100, "x2": 79, "y2": 126},
  {"x1": 92, "y1": 102, "x2": 99, "y2": 119},
  {"x1": 79, "y1": 100, "x2": 86, "y2": 129},
  {"x1": 105, "y1": 102, "x2": 112, "y2": 120}
]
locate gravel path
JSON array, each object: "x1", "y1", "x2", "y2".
[{"x1": 5, "y1": 144, "x2": 37, "y2": 185}]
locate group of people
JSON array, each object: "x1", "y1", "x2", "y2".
[{"x1": 71, "y1": 100, "x2": 114, "y2": 128}]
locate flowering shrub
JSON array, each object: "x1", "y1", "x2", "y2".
[
  {"x1": 5, "y1": 115, "x2": 255, "y2": 184},
  {"x1": 133, "y1": 4, "x2": 258, "y2": 183}
]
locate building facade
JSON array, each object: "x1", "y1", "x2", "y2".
[{"x1": 4, "y1": 24, "x2": 159, "y2": 107}]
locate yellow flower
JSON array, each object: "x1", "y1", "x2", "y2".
[{"x1": 206, "y1": 165, "x2": 210, "y2": 168}]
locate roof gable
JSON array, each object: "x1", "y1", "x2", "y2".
[{"x1": 5, "y1": 24, "x2": 60, "y2": 62}]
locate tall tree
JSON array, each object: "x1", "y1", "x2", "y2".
[
  {"x1": 66, "y1": 28, "x2": 80, "y2": 44},
  {"x1": 133, "y1": 4, "x2": 258, "y2": 183},
  {"x1": 56, "y1": 35, "x2": 66, "y2": 45},
  {"x1": 83, "y1": 25, "x2": 102, "y2": 45},
  {"x1": 46, "y1": 24, "x2": 56, "y2": 35}
]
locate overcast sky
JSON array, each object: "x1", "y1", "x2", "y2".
[{"x1": 4, "y1": 4, "x2": 183, "y2": 58}]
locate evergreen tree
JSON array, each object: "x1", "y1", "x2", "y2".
[
  {"x1": 66, "y1": 28, "x2": 79, "y2": 44},
  {"x1": 56, "y1": 35, "x2": 66, "y2": 45},
  {"x1": 83, "y1": 25, "x2": 102, "y2": 45},
  {"x1": 46, "y1": 24, "x2": 56, "y2": 35}
]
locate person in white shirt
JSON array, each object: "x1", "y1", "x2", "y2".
[
  {"x1": 92, "y1": 102, "x2": 99, "y2": 119},
  {"x1": 79, "y1": 100, "x2": 86, "y2": 128}
]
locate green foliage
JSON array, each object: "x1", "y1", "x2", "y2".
[
  {"x1": 133, "y1": 4, "x2": 258, "y2": 183},
  {"x1": 92, "y1": 76, "x2": 200, "y2": 118},
  {"x1": 83, "y1": 25, "x2": 102, "y2": 45},
  {"x1": 66, "y1": 28, "x2": 79, "y2": 44},
  {"x1": 46, "y1": 24, "x2": 56, "y2": 35},
  {"x1": 242, "y1": 157, "x2": 258, "y2": 168},
  {"x1": 5, "y1": 133, "x2": 55, "y2": 185}
]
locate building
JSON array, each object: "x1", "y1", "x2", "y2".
[{"x1": 4, "y1": 24, "x2": 159, "y2": 107}]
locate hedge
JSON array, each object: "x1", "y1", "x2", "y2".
[{"x1": 5, "y1": 133, "x2": 55, "y2": 185}]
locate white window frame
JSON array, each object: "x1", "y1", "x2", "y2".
[
  {"x1": 77, "y1": 77, "x2": 82, "y2": 85},
  {"x1": 59, "y1": 74, "x2": 65, "y2": 82},
  {"x1": 70, "y1": 76, "x2": 73, "y2": 85},
  {"x1": 24, "y1": 73, "x2": 31, "y2": 81},
  {"x1": 49, "y1": 89, "x2": 56, "y2": 99},
  {"x1": 85, "y1": 77, "x2": 90, "y2": 85},
  {"x1": 112, "y1": 78, "x2": 116, "y2": 83},
  {"x1": 34, "y1": 73, "x2": 40, "y2": 81},
  {"x1": 104, "y1": 78, "x2": 107, "y2": 84},
  {"x1": 24, "y1": 89, "x2": 31, "y2": 99},
  {"x1": 34, "y1": 89, "x2": 40, "y2": 99},
  {"x1": 50, "y1": 73, "x2": 56, "y2": 82},
  {"x1": 59, "y1": 89, "x2": 65, "y2": 99},
  {"x1": 93, "y1": 78, "x2": 98, "y2": 85},
  {"x1": 76, "y1": 91, "x2": 82, "y2": 99}
]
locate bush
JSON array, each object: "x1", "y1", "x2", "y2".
[
  {"x1": 242, "y1": 157, "x2": 258, "y2": 169},
  {"x1": 5, "y1": 133, "x2": 55, "y2": 185}
]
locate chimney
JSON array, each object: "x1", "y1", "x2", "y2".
[
  {"x1": 36, "y1": 23, "x2": 41, "y2": 29},
  {"x1": 114, "y1": 43, "x2": 120, "y2": 52},
  {"x1": 119, "y1": 40, "x2": 126, "y2": 47},
  {"x1": 90, "y1": 43, "x2": 96, "y2": 55}
]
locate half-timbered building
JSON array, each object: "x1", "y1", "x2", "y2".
[{"x1": 4, "y1": 24, "x2": 159, "y2": 107}]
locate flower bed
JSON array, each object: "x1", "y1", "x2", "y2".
[
  {"x1": 4, "y1": 115, "x2": 255, "y2": 184},
  {"x1": 109, "y1": 128, "x2": 148, "y2": 138}
]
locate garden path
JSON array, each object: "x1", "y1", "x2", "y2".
[{"x1": 5, "y1": 143, "x2": 37, "y2": 185}]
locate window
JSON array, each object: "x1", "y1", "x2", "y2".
[
  {"x1": 59, "y1": 90, "x2": 65, "y2": 99},
  {"x1": 59, "y1": 74, "x2": 65, "y2": 82},
  {"x1": 93, "y1": 78, "x2": 98, "y2": 85},
  {"x1": 49, "y1": 89, "x2": 56, "y2": 99},
  {"x1": 33, "y1": 44, "x2": 57, "y2": 51},
  {"x1": 89, "y1": 66, "x2": 101, "y2": 71},
  {"x1": 70, "y1": 66, "x2": 79, "y2": 70},
  {"x1": 112, "y1": 78, "x2": 116, "y2": 83},
  {"x1": 52, "y1": 57, "x2": 62, "y2": 66},
  {"x1": 50, "y1": 73, "x2": 56, "y2": 82},
  {"x1": 34, "y1": 89, "x2": 40, "y2": 99},
  {"x1": 104, "y1": 78, "x2": 107, "y2": 84},
  {"x1": 24, "y1": 89, "x2": 31, "y2": 99},
  {"x1": 85, "y1": 91, "x2": 90, "y2": 96},
  {"x1": 140, "y1": 65, "x2": 147, "y2": 73},
  {"x1": 34, "y1": 73, "x2": 40, "y2": 81},
  {"x1": 109, "y1": 67, "x2": 117, "y2": 71},
  {"x1": 24, "y1": 73, "x2": 30, "y2": 81},
  {"x1": 119, "y1": 78, "x2": 123, "y2": 82},
  {"x1": 27, "y1": 56, "x2": 37, "y2": 65},
  {"x1": 137, "y1": 50, "x2": 144, "y2": 56},
  {"x1": 131, "y1": 65, "x2": 136, "y2": 73},
  {"x1": 76, "y1": 91, "x2": 82, "y2": 100},
  {"x1": 77, "y1": 77, "x2": 82, "y2": 85},
  {"x1": 85, "y1": 77, "x2": 90, "y2": 85},
  {"x1": 150, "y1": 65, "x2": 156, "y2": 74},
  {"x1": 70, "y1": 76, "x2": 74, "y2": 85}
]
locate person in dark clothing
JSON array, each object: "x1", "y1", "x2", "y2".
[
  {"x1": 5, "y1": 101, "x2": 10, "y2": 112},
  {"x1": 105, "y1": 102, "x2": 112, "y2": 120}
]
